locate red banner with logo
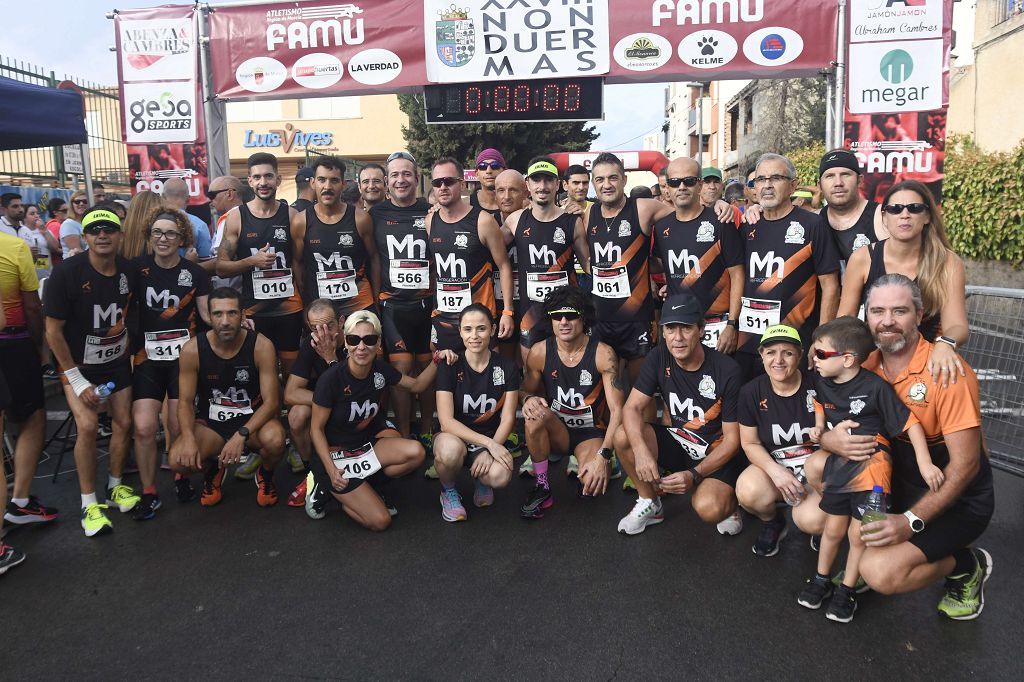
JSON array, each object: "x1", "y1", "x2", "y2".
[{"x1": 114, "y1": 5, "x2": 209, "y2": 206}]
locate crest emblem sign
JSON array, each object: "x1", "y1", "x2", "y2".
[{"x1": 436, "y1": 5, "x2": 475, "y2": 68}]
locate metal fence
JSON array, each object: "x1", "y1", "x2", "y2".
[
  {"x1": 0, "y1": 55, "x2": 129, "y2": 191},
  {"x1": 961, "y1": 286, "x2": 1024, "y2": 476}
]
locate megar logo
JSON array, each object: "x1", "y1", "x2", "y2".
[{"x1": 879, "y1": 49, "x2": 913, "y2": 84}]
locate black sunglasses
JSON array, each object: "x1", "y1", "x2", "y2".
[
  {"x1": 477, "y1": 162, "x2": 503, "y2": 171},
  {"x1": 84, "y1": 225, "x2": 120, "y2": 235},
  {"x1": 345, "y1": 333, "x2": 379, "y2": 347},
  {"x1": 882, "y1": 203, "x2": 928, "y2": 215},
  {"x1": 548, "y1": 311, "x2": 581, "y2": 322},
  {"x1": 431, "y1": 176, "x2": 460, "y2": 188},
  {"x1": 72, "y1": 199, "x2": 89, "y2": 206},
  {"x1": 666, "y1": 176, "x2": 700, "y2": 188},
  {"x1": 206, "y1": 188, "x2": 232, "y2": 200}
]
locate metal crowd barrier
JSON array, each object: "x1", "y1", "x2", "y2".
[{"x1": 961, "y1": 286, "x2": 1024, "y2": 476}]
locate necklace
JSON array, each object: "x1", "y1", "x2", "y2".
[{"x1": 559, "y1": 338, "x2": 587, "y2": 364}]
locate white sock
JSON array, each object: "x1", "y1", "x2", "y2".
[
  {"x1": 81, "y1": 492, "x2": 98, "y2": 508},
  {"x1": 638, "y1": 496, "x2": 654, "y2": 504},
  {"x1": 108, "y1": 475, "x2": 122, "y2": 490},
  {"x1": 11, "y1": 497, "x2": 28, "y2": 507}
]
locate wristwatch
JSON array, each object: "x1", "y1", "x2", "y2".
[
  {"x1": 903, "y1": 510, "x2": 925, "y2": 533},
  {"x1": 237, "y1": 426, "x2": 250, "y2": 439},
  {"x1": 689, "y1": 469, "x2": 704, "y2": 487},
  {"x1": 726, "y1": 319, "x2": 739, "y2": 329},
  {"x1": 598, "y1": 448, "x2": 614, "y2": 461},
  {"x1": 936, "y1": 335, "x2": 958, "y2": 350}
]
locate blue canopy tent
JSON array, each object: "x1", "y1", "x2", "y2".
[{"x1": 0, "y1": 75, "x2": 88, "y2": 151}]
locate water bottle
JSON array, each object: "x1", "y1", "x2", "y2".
[
  {"x1": 860, "y1": 485, "x2": 887, "y2": 530},
  {"x1": 785, "y1": 471, "x2": 807, "y2": 506},
  {"x1": 94, "y1": 382, "x2": 115, "y2": 399}
]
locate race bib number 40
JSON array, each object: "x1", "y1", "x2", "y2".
[
  {"x1": 593, "y1": 266, "x2": 631, "y2": 299},
  {"x1": 208, "y1": 397, "x2": 253, "y2": 422},
  {"x1": 391, "y1": 259, "x2": 430, "y2": 290},
  {"x1": 437, "y1": 281, "x2": 472, "y2": 314},
  {"x1": 740, "y1": 297, "x2": 781, "y2": 334},
  {"x1": 252, "y1": 268, "x2": 294, "y2": 300},
  {"x1": 316, "y1": 270, "x2": 357, "y2": 300},
  {"x1": 330, "y1": 442, "x2": 382, "y2": 480},
  {"x1": 83, "y1": 329, "x2": 128, "y2": 365},
  {"x1": 144, "y1": 329, "x2": 190, "y2": 361},
  {"x1": 526, "y1": 271, "x2": 568, "y2": 303}
]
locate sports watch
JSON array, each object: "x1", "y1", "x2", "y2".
[
  {"x1": 689, "y1": 469, "x2": 704, "y2": 487},
  {"x1": 903, "y1": 510, "x2": 925, "y2": 533},
  {"x1": 598, "y1": 448, "x2": 614, "y2": 461},
  {"x1": 936, "y1": 335, "x2": 958, "y2": 350},
  {"x1": 237, "y1": 426, "x2": 250, "y2": 438},
  {"x1": 726, "y1": 319, "x2": 739, "y2": 329}
]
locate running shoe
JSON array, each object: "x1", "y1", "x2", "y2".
[
  {"x1": 937, "y1": 548, "x2": 993, "y2": 621},
  {"x1": 42, "y1": 364, "x2": 58, "y2": 380},
  {"x1": 305, "y1": 471, "x2": 327, "y2": 520},
  {"x1": 255, "y1": 468, "x2": 278, "y2": 507},
  {"x1": 105, "y1": 485, "x2": 141, "y2": 513},
  {"x1": 288, "y1": 477, "x2": 307, "y2": 507},
  {"x1": 609, "y1": 453, "x2": 622, "y2": 480},
  {"x1": 716, "y1": 510, "x2": 744, "y2": 536},
  {"x1": 752, "y1": 515, "x2": 788, "y2": 557},
  {"x1": 566, "y1": 455, "x2": 579, "y2": 478},
  {"x1": 616, "y1": 497, "x2": 664, "y2": 535},
  {"x1": 378, "y1": 493, "x2": 398, "y2": 517},
  {"x1": 521, "y1": 483, "x2": 553, "y2": 519},
  {"x1": 175, "y1": 475, "x2": 197, "y2": 503},
  {"x1": 97, "y1": 415, "x2": 113, "y2": 439},
  {"x1": 473, "y1": 480, "x2": 494, "y2": 508},
  {"x1": 518, "y1": 457, "x2": 535, "y2": 478},
  {"x1": 80, "y1": 503, "x2": 113, "y2": 537},
  {"x1": 0, "y1": 542, "x2": 26, "y2": 575},
  {"x1": 4, "y1": 496, "x2": 59, "y2": 525},
  {"x1": 201, "y1": 466, "x2": 226, "y2": 507},
  {"x1": 797, "y1": 574, "x2": 833, "y2": 610},
  {"x1": 424, "y1": 461, "x2": 439, "y2": 479},
  {"x1": 505, "y1": 432, "x2": 522, "y2": 454},
  {"x1": 622, "y1": 475, "x2": 636, "y2": 491},
  {"x1": 440, "y1": 487, "x2": 468, "y2": 522},
  {"x1": 831, "y1": 570, "x2": 870, "y2": 594},
  {"x1": 826, "y1": 585, "x2": 858, "y2": 623},
  {"x1": 131, "y1": 493, "x2": 162, "y2": 521},
  {"x1": 286, "y1": 447, "x2": 305, "y2": 474},
  {"x1": 234, "y1": 452, "x2": 261, "y2": 480},
  {"x1": 809, "y1": 535, "x2": 821, "y2": 552}
]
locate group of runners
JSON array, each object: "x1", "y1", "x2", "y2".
[{"x1": 0, "y1": 146, "x2": 994, "y2": 625}]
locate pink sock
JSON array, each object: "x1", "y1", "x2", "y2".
[{"x1": 535, "y1": 459, "x2": 549, "y2": 487}]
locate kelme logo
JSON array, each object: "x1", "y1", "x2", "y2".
[{"x1": 879, "y1": 49, "x2": 913, "y2": 84}]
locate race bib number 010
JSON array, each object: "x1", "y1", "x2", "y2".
[
  {"x1": 437, "y1": 281, "x2": 472, "y2": 313},
  {"x1": 739, "y1": 297, "x2": 781, "y2": 334},
  {"x1": 83, "y1": 329, "x2": 128, "y2": 365},
  {"x1": 252, "y1": 268, "x2": 294, "y2": 300},
  {"x1": 592, "y1": 266, "x2": 631, "y2": 299},
  {"x1": 526, "y1": 271, "x2": 568, "y2": 303},
  {"x1": 330, "y1": 442, "x2": 382, "y2": 480},
  {"x1": 391, "y1": 259, "x2": 430, "y2": 290},
  {"x1": 208, "y1": 397, "x2": 253, "y2": 422},
  {"x1": 316, "y1": 270, "x2": 357, "y2": 300},
  {"x1": 701, "y1": 315, "x2": 728, "y2": 349},
  {"x1": 144, "y1": 328, "x2": 190, "y2": 361}
]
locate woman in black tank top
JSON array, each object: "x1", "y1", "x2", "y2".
[{"x1": 837, "y1": 181, "x2": 968, "y2": 383}]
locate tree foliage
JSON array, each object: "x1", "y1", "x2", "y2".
[
  {"x1": 397, "y1": 93, "x2": 598, "y2": 171},
  {"x1": 740, "y1": 77, "x2": 827, "y2": 173}
]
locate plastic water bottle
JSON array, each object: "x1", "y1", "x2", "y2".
[
  {"x1": 785, "y1": 472, "x2": 808, "y2": 506},
  {"x1": 94, "y1": 382, "x2": 115, "y2": 399},
  {"x1": 861, "y1": 485, "x2": 887, "y2": 529}
]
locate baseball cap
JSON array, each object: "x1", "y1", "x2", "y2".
[
  {"x1": 660, "y1": 292, "x2": 703, "y2": 326},
  {"x1": 81, "y1": 209, "x2": 122, "y2": 231},
  {"x1": 475, "y1": 148, "x2": 507, "y2": 168},
  {"x1": 295, "y1": 166, "x2": 314, "y2": 183},
  {"x1": 527, "y1": 160, "x2": 559, "y2": 179},
  {"x1": 701, "y1": 167, "x2": 723, "y2": 181},
  {"x1": 759, "y1": 325, "x2": 802, "y2": 348}
]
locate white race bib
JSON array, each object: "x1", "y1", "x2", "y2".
[
  {"x1": 493, "y1": 270, "x2": 520, "y2": 301},
  {"x1": 667, "y1": 427, "x2": 710, "y2": 461},
  {"x1": 739, "y1": 297, "x2": 782, "y2": 334},
  {"x1": 526, "y1": 271, "x2": 568, "y2": 303},
  {"x1": 551, "y1": 401, "x2": 595, "y2": 429},
  {"x1": 592, "y1": 266, "x2": 631, "y2": 299},
  {"x1": 330, "y1": 442, "x2": 382, "y2": 480},
  {"x1": 701, "y1": 315, "x2": 728, "y2": 350},
  {"x1": 437, "y1": 281, "x2": 471, "y2": 314},
  {"x1": 252, "y1": 268, "x2": 294, "y2": 300},
  {"x1": 390, "y1": 259, "x2": 430, "y2": 290},
  {"x1": 857, "y1": 303, "x2": 865, "y2": 322},
  {"x1": 208, "y1": 397, "x2": 253, "y2": 422},
  {"x1": 83, "y1": 329, "x2": 128, "y2": 365},
  {"x1": 316, "y1": 270, "x2": 357, "y2": 300},
  {"x1": 771, "y1": 444, "x2": 815, "y2": 477},
  {"x1": 144, "y1": 328, "x2": 190, "y2": 361}
]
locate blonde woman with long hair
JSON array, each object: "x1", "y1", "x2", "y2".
[
  {"x1": 58, "y1": 189, "x2": 89, "y2": 257},
  {"x1": 839, "y1": 180, "x2": 968, "y2": 385},
  {"x1": 119, "y1": 190, "x2": 164, "y2": 259}
]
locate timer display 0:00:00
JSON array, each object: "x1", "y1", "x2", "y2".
[
  {"x1": 454, "y1": 83, "x2": 581, "y2": 114},
  {"x1": 425, "y1": 77, "x2": 603, "y2": 122}
]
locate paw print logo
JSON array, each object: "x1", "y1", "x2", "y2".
[{"x1": 698, "y1": 36, "x2": 717, "y2": 55}]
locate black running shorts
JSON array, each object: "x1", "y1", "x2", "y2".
[
  {"x1": 252, "y1": 312, "x2": 302, "y2": 353},
  {"x1": 132, "y1": 359, "x2": 180, "y2": 401},
  {"x1": 651, "y1": 424, "x2": 748, "y2": 488},
  {"x1": 592, "y1": 320, "x2": 652, "y2": 361},
  {"x1": 381, "y1": 298, "x2": 432, "y2": 356},
  {"x1": 0, "y1": 337, "x2": 44, "y2": 421}
]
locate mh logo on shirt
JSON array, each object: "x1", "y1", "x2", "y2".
[
  {"x1": 93, "y1": 303, "x2": 124, "y2": 329},
  {"x1": 556, "y1": 386, "x2": 584, "y2": 408},
  {"x1": 436, "y1": 252, "x2": 467, "y2": 279},
  {"x1": 350, "y1": 400, "x2": 379, "y2": 421},
  {"x1": 668, "y1": 394, "x2": 704, "y2": 423},
  {"x1": 528, "y1": 244, "x2": 557, "y2": 266},
  {"x1": 749, "y1": 250, "x2": 784, "y2": 279},
  {"x1": 314, "y1": 252, "x2": 355, "y2": 271},
  {"x1": 464, "y1": 394, "x2": 496, "y2": 415},
  {"x1": 387, "y1": 233, "x2": 426, "y2": 259},
  {"x1": 250, "y1": 247, "x2": 287, "y2": 269},
  {"x1": 668, "y1": 249, "x2": 700, "y2": 274},
  {"x1": 593, "y1": 242, "x2": 622, "y2": 264},
  {"x1": 772, "y1": 422, "x2": 814, "y2": 446},
  {"x1": 147, "y1": 287, "x2": 180, "y2": 309}
]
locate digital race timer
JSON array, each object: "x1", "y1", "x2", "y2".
[{"x1": 424, "y1": 77, "x2": 603, "y2": 124}]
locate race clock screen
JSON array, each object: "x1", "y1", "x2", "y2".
[{"x1": 424, "y1": 77, "x2": 603, "y2": 123}]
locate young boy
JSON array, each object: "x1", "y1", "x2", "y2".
[{"x1": 800, "y1": 316, "x2": 942, "y2": 623}]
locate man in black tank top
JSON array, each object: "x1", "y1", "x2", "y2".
[
  {"x1": 291, "y1": 155, "x2": 379, "y2": 320},
  {"x1": 493, "y1": 168, "x2": 527, "y2": 358},
  {"x1": 426, "y1": 157, "x2": 515, "y2": 351},
  {"x1": 503, "y1": 158, "x2": 590, "y2": 364},
  {"x1": 519, "y1": 286, "x2": 626, "y2": 517},
  {"x1": 817, "y1": 149, "x2": 888, "y2": 268},
  {"x1": 216, "y1": 152, "x2": 302, "y2": 374},
  {"x1": 469, "y1": 147, "x2": 505, "y2": 222},
  {"x1": 171, "y1": 288, "x2": 287, "y2": 509}
]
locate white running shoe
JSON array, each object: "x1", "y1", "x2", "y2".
[
  {"x1": 716, "y1": 510, "x2": 744, "y2": 536},
  {"x1": 617, "y1": 497, "x2": 664, "y2": 535}
]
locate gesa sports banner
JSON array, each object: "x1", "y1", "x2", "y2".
[
  {"x1": 208, "y1": 1, "x2": 427, "y2": 99},
  {"x1": 114, "y1": 5, "x2": 209, "y2": 206},
  {"x1": 606, "y1": 0, "x2": 838, "y2": 82}
]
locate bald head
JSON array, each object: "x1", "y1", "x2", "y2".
[
  {"x1": 209, "y1": 175, "x2": 242, "y2": 193},
  {"x1": 665, "y1": 157, "x2": 702, "y2": 211},
  {"x1": 495, "y1": 169, "x2": 527, "y2": 217},
  {"x1": 162, "y1": 177, "x2": 189, "y2": 210},
  {"x1": 208, "y1": 175, "x2": 243, "y2": 214}
]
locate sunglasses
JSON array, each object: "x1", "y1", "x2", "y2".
[
  {"x1": 813, "y1": 348, "x2": 847, "y2": 360},
  {"x1": 205, "y1": 188, "x2": 232, "y2": 200},
  {"x1": 477, "y1": 162, "x2": 503, "y2": 171},
  {"x1": 548, "y1": 311, "x2": 581, "y2": 322},
  {"x1": 666, "y1": 176, "x2": 700, "y2": 188},
  {"x1": 387, "y1": 151, "x2": 416, "y2": 164},
  {"x1": 431, "y1": 176, "x2": 460, "y2": 188},
  {"x1": 72, "y1": 199, "x2": 89, "y2": 206},
  {"x1": 882, "y1": 203, "x2": 928, "y2": 215},
  {"x1": 345, "y1": 333, "x2": 379, "y2": 347},
  {"x1": 84, "y1": 225, "x2": 120, "y2": 235}
]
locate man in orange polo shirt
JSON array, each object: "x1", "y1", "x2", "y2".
[{"x1": 820, "y1": 273, "x2": 994, "y2": 621}]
